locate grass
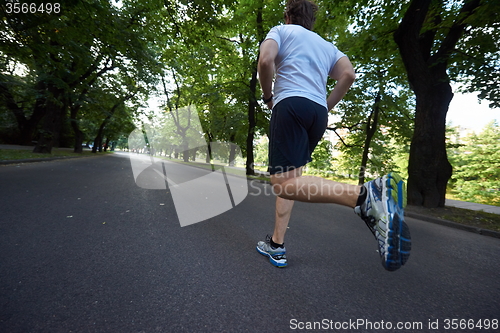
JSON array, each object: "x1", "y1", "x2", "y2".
[
  {"x1": 0, "y1": 148, "x2": 109, "y2": 161},
  {"x1": 153, "y1": 155, "x2": 248, "y2": 177},
  {"x1": 247, "y1": 174, "x2": 271, "y2": 182},
  {"x1": 406, "y1": 205, "x2": 500, "y2": 232}
]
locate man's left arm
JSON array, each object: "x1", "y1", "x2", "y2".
[{"x1": 258, "y1": 39, "x2": 279, "y2": 109}]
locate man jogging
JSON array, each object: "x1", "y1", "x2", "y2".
[{"x1": 256, "y1": 0, "x2": 411, "y2": 271}]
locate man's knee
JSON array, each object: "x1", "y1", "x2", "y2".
[{"x1": 270, "y1": 173, "x2": 285, "y2": 186}]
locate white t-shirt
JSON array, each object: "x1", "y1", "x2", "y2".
[{"x1": 264, "y1": 24, "x2": 347, "y2": 109}]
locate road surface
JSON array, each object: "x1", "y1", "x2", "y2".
[{"x1": 1, "y1": 153, "x2": 498, "y2": 332}]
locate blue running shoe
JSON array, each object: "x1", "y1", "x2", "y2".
[
  {"x1": 355, "y1": 172, "x2": 411, "y2": 271},
  {"x1": 256, "y1": 235, "x2": 287, "y2": 267}
]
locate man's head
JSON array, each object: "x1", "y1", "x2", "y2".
[{"x1": 284, "y1": 0, "x2": 318, "y2": 31}]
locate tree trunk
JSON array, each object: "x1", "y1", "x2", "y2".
[
  {"x1": 72, "y1": 127, "x2": 84, "y2": 154},
  {"x1": 93, "y1": 118, "x2": 108, "y2": 153},
  {"x1": 70, "y1": 107, "x2": 84, "y2": 153},
  {"x1": 228, "y1": 134, "x2": 237, "y2": 167},
  {"x1": 246, "y1": 65, "x2": 257, "y2": 176},
  {"x1": 3, "y1": 80, "x2": 47, "y2": 145},
  {"x1": 92, "y1": 136, "x2": 102, "y2": 153},
  {"x1": 92, "y1": 98, "x2": 128, "y2": 154},
  {"x1": 104, "y1": 138, "x2": 110, "y2": 152},
  {"x1": 205, "y1": 133, "x2": 213, "y2": 164},
  {"x1": 245, "y1": 1, "x2": 264, "y2": 176},
  {"x1": 33, "y1": 85, "x2": 64, "y2": 154},
  {"x1": 393, "y1": 0, "x2": 477, "y2": 207},
  {"x1": 358, "y1": 92, "x2": 381, "y2": 185},
  {"x1": 182, "y1": 141, "x2": 189, "y2": 162},
  {"x1": 407, "y1": 83, "x2": 453, "y2": 207},
  {"x1": 17, "y1": 104, "x2": 46, "y2": 146},
  {"x1": 229, "y1": 146, "x2": 236, "y2": 167}
]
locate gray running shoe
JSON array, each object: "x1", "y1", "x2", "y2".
[
  {"x1": 256, "y1": 235, "x2": 287, "y2": 267},
  {"x1": 355, "y1": 172, "x2": 411, "y2": 271}
]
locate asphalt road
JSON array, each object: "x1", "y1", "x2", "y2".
[{"x1": 1, "y1": 153, "x2": 499, "y2": 332}]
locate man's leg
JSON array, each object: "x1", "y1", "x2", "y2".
[
  {"x1": 269, "y1": 167, "x2": 302, "y2": 245},
  {"x1": 256, "y1": 167, "x2": 302, "y2": 267},
  {"x1": 269, "y1": 171, "x2": 410, "y2": 271},
  {"x1": 268, "y1": 167, "x2": 362, "y2": 244},
  {"x1": 272, "y1": 173, "x2": 362, "y2": 207},
  {"x1": 272, "y1": 197, "x2": 294, "y2": 245}
]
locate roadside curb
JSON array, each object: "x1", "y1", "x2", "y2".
[{"x1": 406, "y1": 211, "x2": 500, "y2": 239}]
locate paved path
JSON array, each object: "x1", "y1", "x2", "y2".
[
  {"x1": 0, "y1": 154, "x2": 499, "y2": 332},
  {"x1": 446, "y1": 199, "x2": 500, "y2": 215}
]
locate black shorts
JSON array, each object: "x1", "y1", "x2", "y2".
[{"x1": 268, "y1": 97, "x2": 328, "y2": 175}]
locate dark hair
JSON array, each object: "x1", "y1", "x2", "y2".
[{"x1": 284, "y1": 0, "x2": 318, "y2": 31}]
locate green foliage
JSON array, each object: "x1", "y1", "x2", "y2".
[
  {"x1": 447, "y1": 0, "x2": 500, "y2": 109},
  {"x1": 1, "y1": 0, "x2": 497, "y2": 186},
  {"x1": 0, "y1": 0, "x2": 156, "y2": 149},
  {"x1": 308, "y1": 139, "x2": 334, "y2": 176},
  {"x1": 147, "y1": 0, "x2": 282, "y2": 168},
  {"x1": 253, "y1": 136, "x2": 269, "y2": 169},
  {"x1": 316, "y1": 0, "x2": 414, "y2": 182},
  {"x1": 449, "y1": 121, "x2": 500, "y2": 206},
  {"x1": 331, "y1": 133, "x2": 408, "y2": 180}
]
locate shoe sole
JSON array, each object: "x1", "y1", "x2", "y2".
[
  {"x1": 382, "y1": 212, "x2": 411, "y2": 271},
  {"x1": 381, "y1": 173, "x2": 411, "y2": 271},
  {"x1": 256, "y1": 246, "x2": 287, "y2": 268}
]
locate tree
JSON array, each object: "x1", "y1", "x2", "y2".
[
  {"x1": 0, "y1": 0, "x2": 156, "y2": 152},
  {"x1": 317, "y1": 0, "x2": 414, "y2": 184},
  {"x1": 91, "y1": 93, "x2": 135, "y2": 154},
  {"x1": 144, "y1": 0, "x2": 247, "y2": 164},
  {"x1": 147, "y1": 0, "x2": 282, "y2": 174},
  {"x1": 253, "y1": 135, "x2": 269, "y2": 168},
  {"x1": 394, "y1": 0, "x2": 500, "y2": 207},
  {"x1": 449, "y1": 121, "x2": 500, "y2": 206},
  {"x1": 223, "y1": 0, "x2": 282, "y2": 175},
  {"x1": 308, "y1": 139, "x2": 334, "y2": 176}
]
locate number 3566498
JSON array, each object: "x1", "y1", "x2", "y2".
[{"x1": 6, "y1": 2, "x2": 61, "y2": 14}]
